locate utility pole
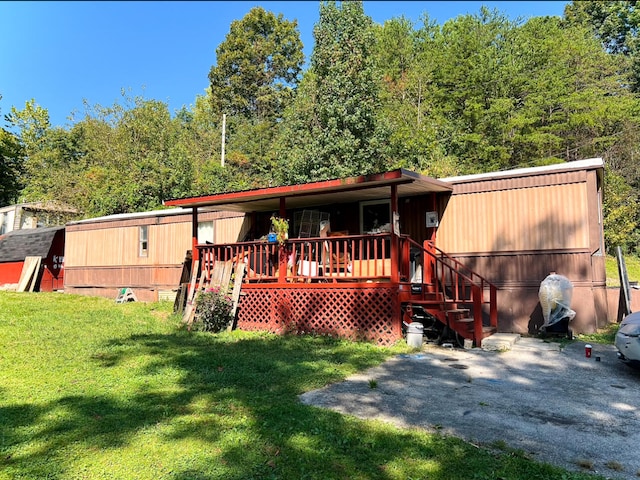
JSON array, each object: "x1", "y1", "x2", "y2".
[{"x1": 221, "y1": 113, "x2": 226, "y2": 167}]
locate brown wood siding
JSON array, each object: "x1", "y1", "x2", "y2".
[
  {"x1": 451, "y1": 251, "x2": 600, "y2": 288},
  {"x1": 215, "y1": 216, "x2": 250, "y2": 243},
  {"x1": 451, "y1": 251, "x2": 607, "y2": 333},
  {"x1": 65, "y1": 211, "x2": 242, "y2": 232},
  {"x1": 586, "y1": 170, "x2": 605, "y2": 254},
  {"x1": 437, "y1": 183, "x2": 589, "y2": 254},
  {"x1": 65, "y1": 222, "x2": 192, "y2": 267},
  {"x1": 64, "y1": 265, "x2": 182, "y2": 288},
  {"x1": 65, "y1": 212, "x2": 246, "y2": 268},
  {"x1": 399, "y1": 194, "x2": 436, "y2": 245}
]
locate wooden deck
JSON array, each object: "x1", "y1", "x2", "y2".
[{"x1": 195, "y1": 234, "x2": 498, "y2": 347}]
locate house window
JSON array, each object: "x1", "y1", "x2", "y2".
[
  {"x1": 198, "y1": 221, "x2": 214, "y2": 244},
  {"x1": 360, "y1": 200, "x2": 391, "y2": 234},
  {"x1": 139, "y1": 225, "x2": 148, "y2": 257}
]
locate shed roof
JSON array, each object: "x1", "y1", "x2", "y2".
[
  {"x1": 0, "y1": 226, "x2": 64, "y2": 263},
  {"x1": 163, "y1": 169, "x2": 452, "y2": 212}
]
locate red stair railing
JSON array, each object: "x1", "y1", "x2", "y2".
[{"x1": 401, "y1": 236, "x2": 498, "y2": 344}]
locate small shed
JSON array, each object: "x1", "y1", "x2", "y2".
[
  {"x1": 0, "y1": 201, "x2": 78, "y2": 234},
  {"x1": 63, "y1": 208, "x2": 247, "y2": 301},
  {"x1": 0, "y1": 226, "x2": 65, "y2": 291}
]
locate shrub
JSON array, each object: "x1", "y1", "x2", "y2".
[{"x1": 195, "y1": 287, "x2": 233, "y2": 332}]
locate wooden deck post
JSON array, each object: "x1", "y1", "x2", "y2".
[
  {"x1": 390, "y1": 184, "x2": 399, "y2": 284},
  {"x1": 191, "y1": 207, "x2": 199, "y2": 263},
  {"x1": 278, "y1": 196, "x2": 287, "y2": 282}
]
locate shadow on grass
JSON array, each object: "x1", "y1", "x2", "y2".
[{"x1": 0, "y1": 330, "x2": 587, "y2": 479}]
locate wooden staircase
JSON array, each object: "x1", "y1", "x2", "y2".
[{"x1": 401, "y1": 239, "x2": 498, "y2": 348}]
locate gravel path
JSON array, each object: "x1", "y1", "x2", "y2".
[{"x1": 300, "y1": 338, "x2": 640, "y2": 479}]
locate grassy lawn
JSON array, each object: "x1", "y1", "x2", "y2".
[
  {"x1": 605, "y1": 253, "x2": 640, "y2": 287},
  {"x1": 0, "y1": 292, "x2": 603, "y2": 480}
]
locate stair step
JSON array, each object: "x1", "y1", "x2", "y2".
[
  {"x1": 452, "y1": 317, "x2": 474, "y2": 331},
  {"x1": 482, "y1": 326, "x2": 497, "y2": 336},
  {"x1": 422, "y1": 292, "x2": 444, "y2": 301},
  {"x1": 446, "y1": 309, "x2": 470, "y2": 322},
  {"x1": 409, "y1": 299, "x2": 447, "y2": 308}
]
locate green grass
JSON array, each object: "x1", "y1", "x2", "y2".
[
  {"x1": 577, "y1": 322, "x2": 619, "y2": 345},
  {"x1": 605, "y1": 253, "x2": 640, "y2": 287},
  {"x1": 0, "y1": 292, "x2": 603, "y2": 480}
]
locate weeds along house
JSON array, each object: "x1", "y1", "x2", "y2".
[
  {"x1": 63, "y1": 208, "x2": 247, "y2": 301},
  {"x1": 163, "y1": 158, "x2": 606, "y2": 345}
]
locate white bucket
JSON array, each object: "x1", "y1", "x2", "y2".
[{"x1": 404, "y1": 321, "x2": 424, "y2": 349}]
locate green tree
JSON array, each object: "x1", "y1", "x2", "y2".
[
  {"x1": 6, "y1": 100, "x2": 77, "y2": 206},
  {"x1": 74, "y1": 94, "x2": 189, "y2": 216},
  {"x1": 429, "y1": 8, "x2": 525, "y2": 172},
  {"x1": 564, "y1": 1, "x2": 640, "y2": 89},
  {"x1": 0, "y1": 127, "x2": 23, "y2": 206},
  {"x1": 603, "y1": 168, "x2": 640, "y2": 253},
  {"x1": 277, "y1": 0, "x2": 389, "y2": 183},
  {"x1": 373, "y1": 15, "x2": 459, "y2": 177},
  {"x1": 504, "y1": 17, "x2": 635, "y2": 165},
  {"x1": 208, "y1": 6, "x2": 304, "y2": 187},
  {"x1": 0, "y1": 97, "x2": 24, "y2": 206},
  {"x1": 209, "y1": 6, "x2": 303, "y2": 121}
]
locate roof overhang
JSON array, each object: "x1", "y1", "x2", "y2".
[{"x1": 164, "y1": 169, "x2": 452, "y2": 213}]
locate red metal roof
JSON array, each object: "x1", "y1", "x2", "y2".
[{"x1": 164, "y1": 169, "x2": 452, "y2": 212}]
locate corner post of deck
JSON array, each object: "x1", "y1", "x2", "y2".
[
  {"x1": 191, "y1": 206, "x2": 199, "y2": 263},
  {"x1": 390, "y1": 184, "x2": 399, "y2": 284},
  {"x1": 278, "y1": 196, "x2": 287, "y2": 283}
]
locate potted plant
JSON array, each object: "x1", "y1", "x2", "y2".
[{"x1": 270, "y1": 215, "x2": 289, "y2": 246}]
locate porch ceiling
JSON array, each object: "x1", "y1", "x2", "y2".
[{"x1": 164, "y1": 169, "x2": 452, "y2": 213}]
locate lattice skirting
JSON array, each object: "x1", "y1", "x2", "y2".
[{"x1": 236, "y1": 286, "x2": 401, "y2": 345}]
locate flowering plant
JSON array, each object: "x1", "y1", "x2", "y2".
[
  {"x1": 195, "y1": 287, "x2": 233, "y2": 332},
  {"x1": 270, "y1": 215, "x2": 289, "y2": 246}
]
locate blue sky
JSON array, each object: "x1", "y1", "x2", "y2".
[{"x1": 0, "y1": 1, "x2": 568, "y2": 129}]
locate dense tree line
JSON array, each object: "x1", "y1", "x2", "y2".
[{"x1": 2, "y1": 1, "x2": 640, "y2": 253}]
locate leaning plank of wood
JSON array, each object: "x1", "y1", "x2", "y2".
[
  {"x1": 219, "y1": 259, "x2": 234, "y2": 294},
  {"x1": 17, "y1": 257, "x2": 41, "y2": 293},
  {"x1": 182, "y1": 259, "x2": 200, "y2": 324},
  {"x1": 178, "y1": 250, "x2": 192, "y2": 284},
  {"x1": 173, "y1": 283, "x2": 187, "y2": 313},
  {"x1": 208, "y1": 261, "x2": 226, "y2": 289},
  {"x1": 185, "y1": 259, "x2": 200, "y2": 303},
  {"x1": 28, "y1": 257, "x2": 42, "y2": 292},
  {"x1": 186, "y1": 269, "x2": 208, "y2": 329},
  {"x1": 227, "y1": 262, "x2": 246, "y2": 332}
]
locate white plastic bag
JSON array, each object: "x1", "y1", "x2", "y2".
[{"x1": 538, "y1": 274, "x2": 576, "y2": 327}]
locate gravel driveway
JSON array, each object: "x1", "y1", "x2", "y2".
[{"x1": 300, "y1": 338, "x2": 640, "y2": 479}]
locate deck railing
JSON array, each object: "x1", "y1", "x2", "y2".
[
  {"x1": 401, "y1": 236, "x2": 498, "y2": 337},
  {"x1": 197, "y1": 234, "x2": 396, "y2": 284}
]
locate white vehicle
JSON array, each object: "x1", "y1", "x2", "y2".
[{"x1": 615, "y1": 311, "x2": 640, "y2": 368}]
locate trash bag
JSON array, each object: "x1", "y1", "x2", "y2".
[{"x1": 538, "y1": 274, "x2": 576, "y2": 328}]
